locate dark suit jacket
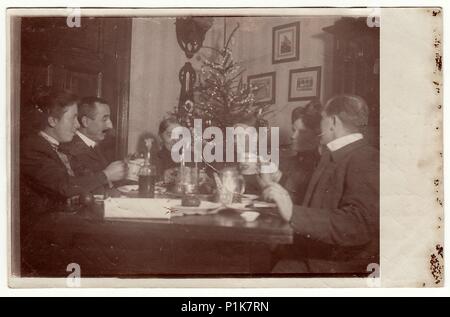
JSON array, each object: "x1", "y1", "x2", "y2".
[
  {"x1": 20, "y1": 133, "x2": 109, "y2": 218},
  {"x1": 289, "y1": 139, "x2": 379, "y2": 274},
  {"x1": 280, "y1": 150, "x2": 320, "y2": 205},
  {"x1": 61, "y1": 134, "x2": 109, "y2": 176}
]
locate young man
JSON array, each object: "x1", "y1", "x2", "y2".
[
  {"x1": 264, "y1": 94, "x2": 379, "y2": 274},
  {"x1": 61, "y1": 97, "x2": 124, "y2": 193},
  {"x1": 20, "y1": 92, "x2": 127, "y2": 219}
]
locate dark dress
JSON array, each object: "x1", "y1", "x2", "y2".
[
  {"x1": 155, "y1": 147, "x2": 179, "y2": 182},
  {"x1": 20, "y1": 133, "x2": 110, "y2": 275},
  {"x1": 21, "y1": 133, "x2": 109, "y2": 217}
]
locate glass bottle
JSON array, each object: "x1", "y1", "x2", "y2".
[{"x1": 138, "y1": 149, "x2": 156, "y2": 198}]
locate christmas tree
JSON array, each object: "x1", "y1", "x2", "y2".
[{"x1": 174, "y1": 23, "x2": 271, "y2": 131}]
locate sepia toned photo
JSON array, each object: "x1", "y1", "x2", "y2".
[{"x1": 6, "y1": 7, "x2": 443, "y2": 288}]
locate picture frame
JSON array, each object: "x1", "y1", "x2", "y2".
[
  {"x1": 247, "y1": 71, "x2": 276, "y2": 105},
  {"x1": 272, "y1": 21, "x2": 300, "y2": 64},
  {"x1": 288, "y1": 66, "x2": 322, "y2": 101}
]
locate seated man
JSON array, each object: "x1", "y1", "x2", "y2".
[
  {"x1": 61, "y1": 96, "x2": 124, "y2": 193},
  {"x1": 20, "y1": 92, "x2": 127, "y2": 221},
  {"x1": 263, "y1": 94, "x2": 379, "y2": 274}
]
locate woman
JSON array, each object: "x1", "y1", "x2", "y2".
[
  {"x1": 155, "y1": 117, "x2": 182, "y2": 183},
  {"x1": 279, "y1": 99, "x2": 322, "y2": 205},
  {"x1": 156, "y1": 117, "x2": 216, "y2": 194},
  {"x1": 20, "y1": 91, "x2": 127, "y2": 275}
]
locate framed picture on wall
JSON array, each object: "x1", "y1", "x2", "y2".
[
  {"x1": 272, "y1": 22, "x2": 300, "y2": 64},
  {"x1": 288, "y1": 66, "x2": 322, "y2": 101},
  {"x1": 247, "y1": 72, "x2": 276, "y2": 105}
]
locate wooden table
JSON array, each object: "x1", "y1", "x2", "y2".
[{"x1": 23, "y1": 200, "x2": 294, "y2": 277}]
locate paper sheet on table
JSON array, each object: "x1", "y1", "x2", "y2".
[
  {"x1": 7, "y1": 8, "x2": 445, "y2": 289},
  {"x1": 104, "y1": 198, "x2": 181, "y2": 219}
]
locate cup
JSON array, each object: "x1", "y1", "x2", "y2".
[
  {"x1": 217, "y1": 188, "x2": 235, "y2": 206},
  {"x1": 238, "y1": 152, "x2": 260, "y2": 176},
  {"x1": 64, "y1": 195, "x2": 82, "y2": 213},
  {"x1": 126, "y1": 158, "x2": 144, "y2": 181},
  {"x1": 179, "y1": 166, "x2": 199, "y2": 194},
  {"x1": 215, "y1": 167, "x2": 245, "y2": 206}
]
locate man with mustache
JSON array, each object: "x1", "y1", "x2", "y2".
[{"x1": 62, "y1": 97, "x2": 126, "y2": 194}]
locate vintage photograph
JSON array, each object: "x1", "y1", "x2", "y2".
[
  {"x1": 5, "y1": 7, "x2": 442, "y2": 289},
  {"x1": 9, "y1": 11, "x2": 380, "y2": 279}
]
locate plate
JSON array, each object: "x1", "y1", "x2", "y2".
[
  {"x1": 241, "y1": 194, "x2": 259, "y2": 200},
  {"x1": 252, "y1": 201, "x2": 277, "y2": 208},
  {"x1": 117, "y1": 185, "x2": 139, "y2": 193},
  {"x1": 225, "y1": 203, "x2": 249, "y2": 211},
  {"x1": 225, "y1": 201, "x2": 277, "y2": 213},
  {"x1": 117, "y1": 184, "x2": 167, "y2": 195},
  {"x1": 164, "y1": 191, "x2": 214, "y2": 201},
  {"x1": 240, "y1": 194, "x2": 259, "y2": 205},
  {"x1": 169, "y1": 201, "x2": 223, "y2": 216}
]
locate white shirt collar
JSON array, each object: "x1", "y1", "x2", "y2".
[
  {"x1": 76, "y1": 131, "x2": 97, "y2": 148},
  {"x1": 39, "y1": 131, "x2": 60, "y2": 147},
  {"x1": 326, "y1": 133, "x2": 363, "y2": 152}
]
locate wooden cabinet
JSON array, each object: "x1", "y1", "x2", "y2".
[
  {"x1": 324, "y1": 18, "x2": 380, "y2": 147},
  {"x1": 20, "y1": 17, "x2": 132, "y2": 160}
]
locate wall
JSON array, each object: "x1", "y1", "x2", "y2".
[
  {"x1": 128, "y1": 17, "x2": 183, "y2": 153},
  {"x1": 128, "y1": 17, "x2": 224, "y2": 153},
  {"x1": 235, "y1": 16, "x2": 337, "y2": 144},
  {"x1": 128, "y1": 16, "x2": 337, "y2": 153}
]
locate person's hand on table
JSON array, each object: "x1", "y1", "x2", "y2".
[
  {"x1": 103, "y1": 160, "x2": 128, "y2": 182},
  {"x1": 107, "y1": 187, "x2": 122, "y2": 198},
  {"x1": 262, "y1": 183, "x2": 293, "y2": 222}
]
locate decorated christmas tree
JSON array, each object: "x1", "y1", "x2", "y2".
[{"x1": 174, "y1": 23, "x2": 271, "y2": 131}]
